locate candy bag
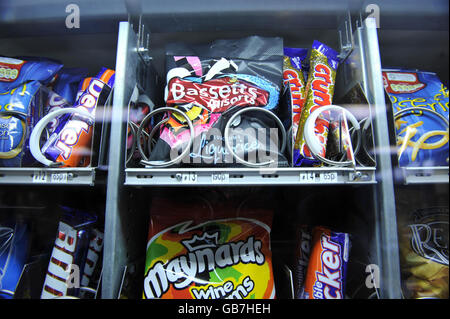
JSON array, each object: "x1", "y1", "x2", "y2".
[
  {"x1": 143, "y1": 196, "x2": 276, "y2": 299},
  {"x1": 148, "y1": 36, "x2": 288, "y2": 167}
]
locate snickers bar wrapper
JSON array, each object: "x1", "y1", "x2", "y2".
[
  {"x1": 293, "y1": 41, "x2": 339, "y2": 167},
  {"x1": 301, "y1": 226, "x2": 350, "y2": 299}
]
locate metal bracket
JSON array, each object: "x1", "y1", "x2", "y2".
[
  {"x1": 136, "y1": 16, "x2": 152, "y2": 64},
  {"x1": 338, "y1": 10, "x2": 354, "y2": 62},
  {"x1": 127, "y1": 12, "x2": 151, "y2": 65},
  {"x1": 127, "y1": 12, "x2": 153, "y2": 96}
]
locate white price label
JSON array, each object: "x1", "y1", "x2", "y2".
[
  {"x1": 180, "y1": 173, "x2": 198, "y2": 184},
  {"x1": 319, "y1": 172, "x2": 338, "y2": 183},
  {"x1": 50, "y1": 172, "x2": 68, "y2": 183},
  {"x1": 299, "y1": 172, "x2": 338, "y2": 183},
  {"x1": 211, "y1": 173, "x2": 229, "y2": 184},
  {"x1": 32, "y1": 171, "x2": 47, "y2": 183},
  {"x1": 299, "y1": 172, "x2": 316, "y2": 183}
]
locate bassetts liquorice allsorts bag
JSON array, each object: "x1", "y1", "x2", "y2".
[
  {"x1": 148, "y1": 36, "x2": 288, "y2": 167},
  {"x1": 143, "y1": 196, "x2": 276, "y2": 299}
]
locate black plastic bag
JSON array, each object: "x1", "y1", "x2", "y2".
[{"x1": 147, "y1": 36, "x2": 289, "y2": 168}]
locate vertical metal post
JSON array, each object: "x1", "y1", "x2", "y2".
[
  {"x1": 102, "y1": 21, "x2": 138, "y2": 299},
  {"x1": 358, "y1": 17, "x2": 402, "y2": 299}
]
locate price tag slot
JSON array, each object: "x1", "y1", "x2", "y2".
[
  {"x1": 32, "y1": 171, "x2": 70, "y2": 184},
  {"x1": 50, "y1": 172, "x2": 69, "y2": 183},
  {"x1": 32, "y1": 171, "x2": 47, "y2": 183},
  {"x1": 299, "y1": 171, "x2": 338, "y2": 184},
  {"x1": 176, "y1": 172, "x2": 198, "y2": 184},
  {"x1": 211, "y1": 173, "x2": 230, "y2": 184},
  {"x1": 319, "y1": 172, "x2": 338, "y2": 183}
]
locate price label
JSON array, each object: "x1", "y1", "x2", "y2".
[
  {"x1": 211, "y1": 173, "x2": 229, "y2": 184},
  {"x1": 180, "y1": 172, "x2": 198, "y2": 184},
  {"x1": 50, "y1": 172, "x2": 68, "y2": 183},
  {"x1": 299, "y1": 172, "x2": 316, "y2": 183},
  {"x1": 319, "y1": 172, "x2": 338, "y2": 183},
  {"x1": 32, "y1": 171, "x2": 47, "y2": 183},
  {"x1": 299, "y1": 171, "x2": 338, "y2": 183}
]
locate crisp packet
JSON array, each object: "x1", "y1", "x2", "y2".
[
  {"x1": 301, "y1": 226, "x2": 350, "y2": 299},
  {"x1": 382, "y1": 69, "x2": 449, "y2": 167},
  {"x1": 41, "y1": 68, "x2": 115, "y2": 167},
  {"x1": 51, "y1": 68, "x2": 89, "y2": 105},
  {"x1": 0, "y1": 80, "x2": 42, "y2": 167},
  {"x1": 293, "y1": 41, "x2": 340, "y2": 167},
  {"x1": 143, "y1": 197, "x2": 275, "y2": 299},
  {"x1": 0, "y1": 222, "x2": 29, "y2": 299},
  {"x1": 0, "y1": 56, "x2": 63, "y2": 92},
  {"x1": 398, "y1": 207, "x2": 448, "y2": 299}
]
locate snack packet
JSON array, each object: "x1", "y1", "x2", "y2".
[
  {"x1": 0, "y1": 222, "x2": 29, "y2": 299},
  {"x1": 143, "y1": 197, "x2": 276, "y2": 299},
  {"x1": 0, "y1": 81, "x2": 42, "y2": 167},
  {"x1": 293, "y1": 41, "x2": 340, "y2": 167},
  {"x1": 382, "y1": 69, "x2": 449, "y2": 167},
  {"x1": 282, "y1": 48, "x2": 308, "y2": 161},
  {"x1": 301, "y1": 226, "x2": 350, "y2": 299},
  {"x1": 398, "y1": 207, "x2": 448, "y2": 299},
  {"x1": 40, "y1": 68, "x2": 115, "y2": 167},
  {"x1": 0, "y1": 56, "x2": 62, "y2": 92},
  {"x1": 148, "y1": 36, "x2": 287, "y2": 167},
  {"x1": 41, "y1": 207, "x2": 97, "y2": 299}
]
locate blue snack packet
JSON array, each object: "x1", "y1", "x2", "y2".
[
  {"x1": 0, "y1": 80, "x2": 43, "y2": 167},
  {"x1": 0, "y1": 222, "x2": 29, "y2": 299},
  {"x1": 383, "y1": 69, "x2": 449, "y2": 167},
  {"x1": 52, "y1": 68, "x2": 89, "y2": 105},
  {"x1": 0, "y1": 56, "x2": 63, "y2": 92}
]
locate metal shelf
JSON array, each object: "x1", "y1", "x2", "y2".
[
  {"x1": 125, "y1": 167, "x2": 376, "y2": 186},
  {"x1": 401, "y1": 166, "x2": 449, "y2": 185},
  {"x1": 0, "y1": 167, "x2": 97, "y2": 186}
]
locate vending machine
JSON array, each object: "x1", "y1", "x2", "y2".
[{"x1": 0, "y1": 0, "x2": 447, "y2": 303}]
